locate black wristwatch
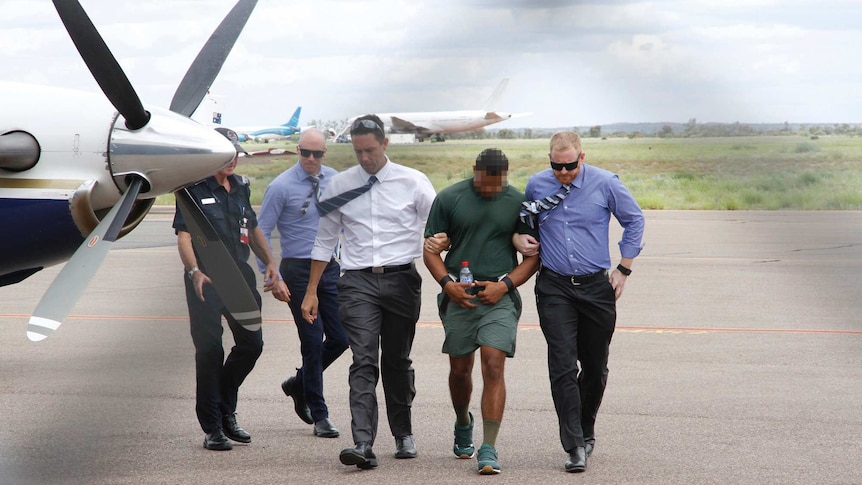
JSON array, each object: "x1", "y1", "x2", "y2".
[
  {"x1": 616, "y1": 264, "x2": 632, "y2": 276},
  {"x1": 439, "y1": 274, "x2": 454, "y2": 288}
]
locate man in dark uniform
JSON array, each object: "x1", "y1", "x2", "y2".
[{"x1": 174, "y1": 128, "x2": 279, "y2": 451}]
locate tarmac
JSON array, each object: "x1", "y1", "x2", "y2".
[{"x1": 1, "y1": 210, "x2": 860, "y2": 484}]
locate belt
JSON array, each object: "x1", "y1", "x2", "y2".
[
  {"x1": 350, "y1": 262, "x2": 414, "y2": 274},
  {"x1": 283, "y1": 258, "x2": 336, "y2": 265},
  {"x1": 541, "y1": 267, "x2": 607, "y2": 286}
]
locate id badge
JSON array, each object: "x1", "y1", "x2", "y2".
[{"x1": 239, "y1": 217, "x2": 249, "y2": 245}]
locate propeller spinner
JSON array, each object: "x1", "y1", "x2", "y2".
[{"x1": 27, "y1": 0, "x2": 261, "y2": 341}]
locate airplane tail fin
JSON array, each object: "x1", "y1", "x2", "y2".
[
  {"x1": 281, "y1": 106, "x2": 301, "y2": 127},
  {"x1": 482, "y1": 78, "x2": 509, "y2": 111}
]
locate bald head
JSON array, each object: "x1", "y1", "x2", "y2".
[{"x1": 297, "y1": 128, "x2": 327, "y2": 176}]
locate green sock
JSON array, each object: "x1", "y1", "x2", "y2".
[
  {"x1": 454, "y1": 406, "x2": 471, "y2": 427},
  {"x1": 482, "y1": 419, "x2": 501, "y2": 448}
]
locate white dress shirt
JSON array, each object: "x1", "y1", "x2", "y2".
[{"x1": 311, "y1": 157, "x2": 436, "y2": 270}]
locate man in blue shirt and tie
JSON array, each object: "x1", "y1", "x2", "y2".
[
  {"x1": 257, "y1": 128, "x2": 348, "y2": 439},
  {"x1": 515, "y1": 131, "x2": 645, "y2": 473}
]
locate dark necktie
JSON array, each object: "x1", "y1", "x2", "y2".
[
  {"x1": 300, "y1": 177, "x2": 319, "y2": 215},
  {"x1": 519, "y1": 184, "x2": 571, "y2": 229},
  {"x1": 317, "y1": 175, "x2": 378, "y2": 216}
]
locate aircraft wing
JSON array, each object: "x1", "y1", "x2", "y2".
[
  {"x1": 390, "y1": 116, "x2": 433, "y2": 135},
  {"x1": 244, "y1": 147, "x2": 296, "y2": 160}
]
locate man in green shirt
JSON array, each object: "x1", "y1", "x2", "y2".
[{"x1": 423, "y1": 148, "x2": 539, "y2": 475}]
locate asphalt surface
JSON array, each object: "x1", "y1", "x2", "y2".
[{"x1": 1, "y1": 210, "x2": 860, "y2": 485}]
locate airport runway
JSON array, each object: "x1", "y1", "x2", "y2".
[{"x1": 1, "y1": 210, "x2": 860, "y2": 484}]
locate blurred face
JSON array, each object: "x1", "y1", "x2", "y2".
[
  {"x1": 216, "y1": 154, "x2": 238, "y2": 178},
  {"x1": 297, "y1": 132, "x2": 326, "y2": 175},
  {"x1": 549, "y1": 147, "x2": 583, "y2": 185},
  {"x1": 473, "y1": 167, "x2": 508, "y2": 198},
  {"x1": 351, "y1": 133, "x2": 389, "y2": 174}
]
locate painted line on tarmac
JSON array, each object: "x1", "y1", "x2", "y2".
[{"x1": 2, "y1": 314, "x2": 860, "y2": 335}]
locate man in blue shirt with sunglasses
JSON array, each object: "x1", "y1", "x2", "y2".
[
  {"x1": 515, "y1": 131, "x2": 644, "y2": 474},
  {"x1": 257, "y1": 128, "x2": 349, "y2": 439}
]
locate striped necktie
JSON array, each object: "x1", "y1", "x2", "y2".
[
  {"x1": 317, "y1": 175, "x2": 378, "y2": 216},
  {"x1": 519, "y1": 184, "x2": 571, "y2": 229},
  {"x1": 300, "y1": 176, "x2": 319, "y2": 215}
]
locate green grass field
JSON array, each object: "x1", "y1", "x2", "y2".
[{"x1": 157, "y1": 135, "x2": 862, "y2": 210}]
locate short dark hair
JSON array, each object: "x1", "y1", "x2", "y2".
[
  {"x1": 475, "y1": 148, "x2": 508, "y2": 175},
  {"x1": 350, "y1": 114, "x2": 386, "y2": 143}
]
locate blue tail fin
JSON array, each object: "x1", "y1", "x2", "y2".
[{"x1": 281, "y1": 107, "x2": 301, "y2": 128}]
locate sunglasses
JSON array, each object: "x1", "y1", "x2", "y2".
[
  {"x1": 351, "y1": 118, "x2": 384, "y2": 134},
  {"x1": 549, "y1": 153, "x2": 581, "y2": 172},
  {"x1": 299, "y1": 147, "x2": 326, "y2": 159}
]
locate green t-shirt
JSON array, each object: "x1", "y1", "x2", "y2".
[{"x1": 424, "y1": 178, "x2": 526, "y2": 278}]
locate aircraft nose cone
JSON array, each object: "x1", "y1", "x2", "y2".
[{"x1": 108, "y1": 106, "x2": 236, "y2": 195}]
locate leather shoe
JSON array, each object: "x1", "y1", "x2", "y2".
[
  {"x1": 340, "y1": 442, "x2": 378, "y2": 469},
  {"x1": 313, "y1": 418, "x2": 340, "y2": 438},
  {"x1": 565, "y1": 446, "x2": 587, "y2": 473},
  {"x1": 203, "y1": 429, "x2": 233, "y2": 451},
  {"x1": 222, "y1": 413, "x2": 251, "y2": 443},
  {"x1": 281, "y1": 376, "x2": 313, "y2": 424},
  {"x1": 394, "y1": 434, "x2": 417, "y2": 459},
  {"x1": 585, "y1": 436, "x2": 595, "y2": 457}
]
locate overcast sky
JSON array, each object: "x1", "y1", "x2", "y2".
[{"x1": 2, "y1": 0, "x2": 859, "y2": 129}]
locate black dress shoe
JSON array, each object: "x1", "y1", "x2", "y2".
[
  {"x1": 340, "y1": 442, "x2": 378, "y2": 469},
  {"x1": 394, "y1": 434, "x2": 417, "y2": 459},
  {"x1": 313, "y1": 418, "x2": 340, "y2": 438},
  {"x1": 565, "y1": 446, "x2": 587, "y2": 473},
  {"x1": 281, "y1": 376, "x2": 313, "y2": 424},
  {"x1": 203, "y1": 429, "x2": 233, "y2": 451},
  {"x1": 222, "y1": 413, "x2": 251, "y2": 443},
  {"x1": 585, "y1": 436, "x2": 595, "y2": 457}
]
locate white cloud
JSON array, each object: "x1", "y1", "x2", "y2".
[{"x1": 2, "y1": 0, "x2": 859, "y2": 127}]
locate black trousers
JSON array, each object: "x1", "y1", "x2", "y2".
[
  {"x1": 535, "y1": 269, "x2": 616, "y2": 452},
  {"x1": 184, "y1": 267, "x2": 263, "y2": 434},
  {"x1": 280, "y1": 258, "x2": 348, "y2": 422},
  {"x1": 337, "y1": 267, "x2": 422, "y2": 445}
]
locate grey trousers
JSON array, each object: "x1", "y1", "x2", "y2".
[{"x1": 337, "y1": 267, "x2": 422, "y2": 445}]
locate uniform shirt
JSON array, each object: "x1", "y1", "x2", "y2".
[
  {"x1": 525, "y1": 163, "x2": 644, "y2": 276},
  {"x1": 173, "y1": 174, "x2": 258, "y2": 274},
  {"x1": 257, "y1": 162, "x2": 337, "y2": 271},
  {"x1": 424, "y1": 178, "x2": 525, "y2": 278},
  {"x1": 311, "y1": 158, "x2": 436, "y2": 270}
]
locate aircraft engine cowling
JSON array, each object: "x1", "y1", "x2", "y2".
[
  {"x1": 0, "y1": 130, "x2": 40, "y2": 172},
  {"x1": 107, "y1": 106, "x2": 236, "y2": 196}
]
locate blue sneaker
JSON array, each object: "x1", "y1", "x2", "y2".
[
  {"x1": 477, "y1": 444, "x2": 501, "y2": 475},
  {"x1": 453, "y1": 412, "x2": 475, "y2": 459}
]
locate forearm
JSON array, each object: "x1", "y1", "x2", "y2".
[
  {"x1": 506, "y1": 254, "x2": 540, "y2": 287},
  {"x1": 177, "y1": 231, "x2": 198, "y2": 270},
  {"x1": 305, "y1": 260, "x2": 327, "y2": 292},
  {"x1": 249, "y1": 227, "x2": 274, "y2": 267},
  {"x1": 423, "y1": 249, "x2": 449, "y2": 284}
]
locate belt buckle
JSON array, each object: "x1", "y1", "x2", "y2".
[
  {"x1": 372, "y1": 266, "x2": 384, "y2": 274},
  {"x1": 570, "y1": 275, "x2": 581, "y2": 286}
]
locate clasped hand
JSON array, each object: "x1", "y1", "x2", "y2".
[{"x1": 445, "y1": 280, "x2": 508, "y2": 309}]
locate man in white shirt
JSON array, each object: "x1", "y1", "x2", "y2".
[{"x1": 301, "y1": 115, "x2": 437, "y2": 470}]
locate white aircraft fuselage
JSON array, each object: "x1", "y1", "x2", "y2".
[{"x1": 0, "y1": 81, "x2": 235, "y2": 285}]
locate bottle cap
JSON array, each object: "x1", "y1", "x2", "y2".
[{"x1": 461, "y1": 261, "x2": 469, "y2": 266}]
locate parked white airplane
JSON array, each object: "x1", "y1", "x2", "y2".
[{"x1": 337, "y1": 79, "x2": 531, "y2": 142}]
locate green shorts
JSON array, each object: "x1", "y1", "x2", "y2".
[{"x1": 438, "y1": 290, "x2": 522, "y2": 358}]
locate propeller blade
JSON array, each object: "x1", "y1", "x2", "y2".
[
  {"x1": 27, "y1": 178, "x2": 145, "y2": 341},
  {"x1": 170, "y1": 0, "x2": 259, "y2": 117},
  {"x1": 175, "y1": 188, "x2": 262, "y2": 331},
  {"x1": 52, "y1": 0, "x2": 150, "y2": 130}
]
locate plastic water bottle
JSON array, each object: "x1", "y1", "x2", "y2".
[
  {"x1": 459, "y1": 261, "x2": 475, "y2": 295},
  {"x1": 459, "y1": 261, "x2": 473, "y2": 284}
]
